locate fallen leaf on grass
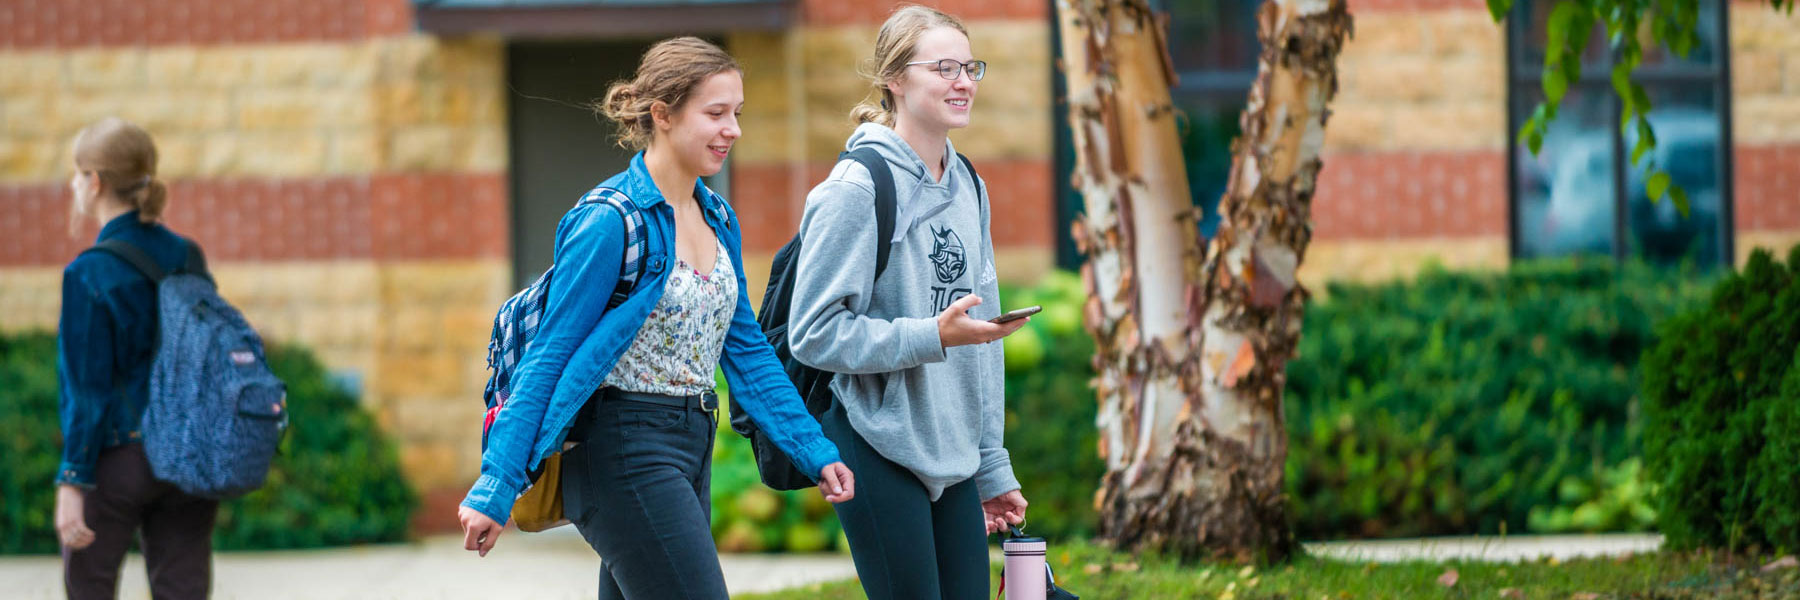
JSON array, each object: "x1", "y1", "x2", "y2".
[
  {"x1": 1112, "y1": 562, "x2": 1140, "y2": 573},
  {"x1": 1570, "y1": 593, "x2": 1599, "y2": 600},
  {"x1": 1498, "y1": 588, "x2": 1523, "y2": 599},
  {"x1": 1437, "y1": 569, "x2": 1459, "y2": 588},
  {"x1": 1083, "y1": 564, "x2": 1103, "y2": 575},
  {"x1": 1762, "y1": 556, "x2": 1798, "y2": 572}
]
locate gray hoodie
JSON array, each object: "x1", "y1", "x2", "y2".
[{"x1": 788, "y1": 123, "x2": 1020, "y2": 502}]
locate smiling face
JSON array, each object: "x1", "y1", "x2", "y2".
[
  {"x1": 888, "y1": 26, "x2": 977, "y2": 136},
  {"x1": 656, "y1": 70, "x2": 744, "y2": 177}
]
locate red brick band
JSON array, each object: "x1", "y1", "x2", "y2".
[
  {"x1": 0, "y1": 0, "x2": 412, "y2": 49},
  {"x1": 1735, "y1": 144, "x2": 1800, "y2": 232},
  {"x1": 0, "y1": 172, "x2": 507, "y2": 266},
  {"x1": 802, "y1": 0, "x2": 1048, "y2": 26},
  {"x1": 1312, "y1": 150, "x2": 1509, "y2": 240},
  {"x1": 729, "y1": 158, "x2": 1055, "y2": 253}
]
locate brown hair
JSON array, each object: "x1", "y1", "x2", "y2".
[
  {"x1": 850, "y1": 4, "x2": 970, "y2": 127},
  {"x1": 72, "y1": 117, "x2": 166, "y2": 225},
  {"x1": 596, "y1": 37, "x2": 740, "y2": 151}
]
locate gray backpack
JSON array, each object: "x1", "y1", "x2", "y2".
[{"x1": 85, "y1": 239, "x2": 288, "y2": 499}]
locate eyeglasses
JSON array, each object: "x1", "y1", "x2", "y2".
[{"x1": 904, "y1": 59, "x2": 986, "y2": 82}]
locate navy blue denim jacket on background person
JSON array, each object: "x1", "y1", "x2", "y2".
[
  {"x1": 57, "y1": 211, "x2": 191, "y2": 488},
  {"x1": 463, "y1": 152, "x2": 843, "y2": 526}
]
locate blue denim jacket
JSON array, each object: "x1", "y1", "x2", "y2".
[
  {"x1": 462, "y1": 153, "x2": 842, "y2": 525},
  {"x1": 57, "y1": 212, "x2": 191, "y2": 487}
]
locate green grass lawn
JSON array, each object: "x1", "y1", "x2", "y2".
[{"x1": 737, "y1": 540, "x2": 1799, "y2": 599}]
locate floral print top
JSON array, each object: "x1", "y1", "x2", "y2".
[{"x1": 603, "y1": 240, "x2": 737, "y2": 395}]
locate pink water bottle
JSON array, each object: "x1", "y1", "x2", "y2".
[{"x1": 1002, "y1": 527, "x2": 1047, "y2": 600}]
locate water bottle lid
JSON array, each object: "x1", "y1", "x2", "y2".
[{"x1": 1003, "y1": 537, "x2": 1046, "y2": 551}]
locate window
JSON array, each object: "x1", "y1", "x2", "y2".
[{"x1": 1506, "y1": 0, "x2": 1734, "y2": 266}]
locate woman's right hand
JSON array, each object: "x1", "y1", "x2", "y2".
[
  {"x1": 55, "y1": 484, "x2": 95, "y2": 550},
  {"x1": 459, "y1": 505, "x2": 504, "y2": 557},
  {"x1": 936, "y1": 295, "x2": 1028, "y2": 349}
]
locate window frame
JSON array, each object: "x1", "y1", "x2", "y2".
[{"x1": 1503, "y1": 0, "x2": 1736, "y2": 265}]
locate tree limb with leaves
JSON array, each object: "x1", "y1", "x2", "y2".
[{"x1": 1499, "y1": 0, "x2": 1795, "y2": 216}]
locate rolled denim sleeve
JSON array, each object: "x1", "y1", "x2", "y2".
[
  {"x1": 56, "y1": 264, "x2": 113, "y2": 488},
  {"x1": 718, "y1": 216, "x2": 841, "y2": 479},
  {"x1": 463, "y1": 203, "x2": 627, "y2": 525}
]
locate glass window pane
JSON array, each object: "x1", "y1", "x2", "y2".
[
  {"x1": 1515, "y1": 0, "x2": 1609, "y2": 73},
  {"x1": 1623, "y1": 86, "x2": 1725, "y2": 265},
  {"x1": 1639, "y1": 0, "x2": 1723, "y2": 68},
  {"x1": 1173, "y1": 95, "x2": 1244, "y2": 238},
  {"x1": 1162, "y1": 0, "x2": 1261, "y2": 74},
  {"x1": 1513, "y1": 85, "x2": 1617, "y2": 259}
]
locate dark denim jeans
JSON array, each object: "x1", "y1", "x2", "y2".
[
  {"x1": 822, "y1": 399, "x2": 990, "y2": 600},
  {"x1": 561, "y1": 392, "x2": 724, "y2": 600}
]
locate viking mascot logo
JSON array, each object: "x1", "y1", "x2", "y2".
[{"x1": 928, "y1": 225, "x2": 967, "y2": 283}]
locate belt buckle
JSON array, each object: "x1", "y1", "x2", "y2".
[{"x1": 699, "y1": 391, "x2": 718, "y2": 412}]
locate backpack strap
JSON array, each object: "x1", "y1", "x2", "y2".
[
  {"x1": 838, "y1": 147, "x2": 898, "y2": 280},
  {"x1": 85, "y1": 239, "x2": 167, "y2": 283},
  {"x1": 956, "y1": 152, "x2": 984, "y2": 207},
  {"x1": 574, "y1": 186, "x2": 647, "y2": 310}
]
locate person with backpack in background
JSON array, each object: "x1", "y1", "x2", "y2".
[
  {"x1": 56, "y1": 118, "x2": 221, "y2": 600},
  {"x1": 457, "y1": 37, "x2": 855, "y2": 600},
  {"x1": 786, "y1": 6, "x2": 1030, "y2": 599}
]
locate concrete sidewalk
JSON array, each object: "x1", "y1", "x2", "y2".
[
  {"x1": 1303, "y1": 533, "x2": 1664, "y2": 563},
  {"x1": 0, "y1": 532, "x2": 1662, "y2": 599},
  {"x1": 0, "y1": 526, "x2": 857, "y2": 600}
]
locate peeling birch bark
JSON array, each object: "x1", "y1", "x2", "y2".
[{"x1": 1058, "y1": 0, "x2": 1351, "y2": 562}]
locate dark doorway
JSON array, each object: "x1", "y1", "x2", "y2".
[{"x1": 506, "y1": 40, "x2": 650, "y2": 287}]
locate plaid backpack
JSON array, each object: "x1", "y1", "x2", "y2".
[
  {"x1": 83, "y1": 238, "x2": 288, "y2": 500},
  {"x1": 481, "y1": 186, "x2": 646, "y2": 449}
]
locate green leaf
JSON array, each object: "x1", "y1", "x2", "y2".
[
  {"x1": 1544, "y1": 65, "x2": 1569, "y2": 104},
  {"x1": 1487, "y1": 0, "x2": 1513, "y2": 22},
  {"x1": 1670, "y1": 185, "x2": 1691, "y2": 218},
  {"x1": 1647, "y1": 171, "x2": 1672, "y2": 201},
  {"x1": 1632, "y1": 135, "x2": 1653, "y2": 166},
  {"x1": 1611, "y1": 63, "x2": 1633, "y2": 101},
  {"x1": 1547, "y1": 1, "x2": 1580, "y2": 56}
]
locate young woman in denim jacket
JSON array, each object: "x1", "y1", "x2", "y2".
[
  {"x1": 56, "y1": 118, "x2": 218, "y2": 600},
  {"x1": 457, "y1": 37, "x2": 855, "y2": 599}
]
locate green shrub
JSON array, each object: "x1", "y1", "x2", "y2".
[
  {"x1": 0, "y1": 332, "x2": 414, "y2": 554},
  {"x1": 1641, "y1": 244, "x2": 1800, "y2": 552},
  {"x1": 999, "y1": 271, "x2": 1104, "y2": 542},
  {"x1": 1286, "y1": 258, "x2": 1713, "y2": 539},
  {"x1": 1527, "y1": 457, "x2": 1658, "y2": 534}
]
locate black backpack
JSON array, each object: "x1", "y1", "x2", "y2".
[{"x1": 735, "y1": 147, "x2": 980, "y2": 490}]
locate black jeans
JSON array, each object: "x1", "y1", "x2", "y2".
[
  {"x1": 822, "y1": 400, "x2": 991, "y2": 600},
  {"x1": 63, "y1": 443, "x2": 219, "y2": 600},
  {"x1": 561, "y1": 391, "x2": 724, "y2": 600}
]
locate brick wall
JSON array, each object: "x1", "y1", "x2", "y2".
[
  {"x1": 0, "y1": 1, "x2": 510, "y2": 532},
  {"x1": 1301, "y1": 6, "x2": 1511, "y2": 288},
  {"x1": 727, "y1": 17, "x2": 1058, "y2": 286},
  {"x1": 1730, "y1": 4, "x2": 1800, "y2": 263}
]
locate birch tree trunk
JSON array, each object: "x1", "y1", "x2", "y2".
[{"x1": 1057, "y1": 0, "x2": 1351, "y2": 562}]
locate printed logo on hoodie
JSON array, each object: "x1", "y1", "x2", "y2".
[
  {"x1": 928, "y1": 225, "x2": 973, "y2": 312},
  {"x1": 928, "y1": 225, "x2": 967, "y2": 283}
]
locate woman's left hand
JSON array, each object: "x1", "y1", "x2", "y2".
[
  {"x1": 981, "y1": 489, "x2": 1028, "y2": 534},
  {"x1": 818, "y1": 462, "x2": 856, "y2": 504},
  {"x1": 55, "y1": 485, "x2": 95, "y2": 550}
]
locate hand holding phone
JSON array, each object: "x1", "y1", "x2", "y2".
[{"x1": 989, "y1": 305, "x2": 1042, "y2": 324}]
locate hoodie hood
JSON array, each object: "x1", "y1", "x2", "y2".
[{"x1": 844, "y1": 123, "x2": 973, "y2": 242}]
